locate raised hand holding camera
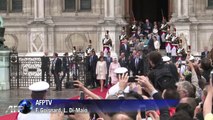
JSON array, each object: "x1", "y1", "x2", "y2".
[{"x1": 136, "y1": 75, "x2": 156, "y2": 95}]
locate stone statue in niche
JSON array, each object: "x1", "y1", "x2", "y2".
[{"x1": 0, "y1": 16, "x2": 8, "y2": 50}]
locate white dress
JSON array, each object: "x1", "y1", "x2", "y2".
[
  {"x1": 96, "y1": 61, "x2": 107, "y2": 80},
  {"x1": 154, "y1": 40, "x2": 160, "y2": 50}
]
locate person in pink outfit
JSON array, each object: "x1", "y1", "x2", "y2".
[
  {"x1": 96, "y1": 56, "x2": 107, "y2": 92},
  {"x1": 109, "y1": 57, "x2": 121, "y2": 85}
]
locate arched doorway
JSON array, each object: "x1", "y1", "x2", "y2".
[{"x1": 131, "y1": 0, "x2": 170, "y2": 22}]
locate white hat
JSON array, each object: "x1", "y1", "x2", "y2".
[
  {"x1": 153, "y1": 29, "x2": 158, "y2": 34},
  {"x1": 29, "y1": 81, "x2": 49, "y2": 91},
  {"x1": 114, "y1": 67, "x2": 128, "y2": 74},
  {"x1": 181, "y1": 61, "x2": 186, "y2": 64},
  {"x1": 162, "y1": 56, "x2": 171, "y2": 62},
  {"x1": 105, "y1": 83, "x2": 130, "y2": 99},
  {"x1": 189, "y1": 55, "x2": 195, "y2": 61},
  {"x1": 112, "y1": 55, "x2": 118, "y2": 60}
]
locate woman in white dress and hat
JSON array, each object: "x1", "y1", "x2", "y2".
[
  {"x1": 96, "y1": 56, "x2": 107, "y2": 92},
  {"x1": 109, "y1": 56, "x2": 121, "y2": 85}
]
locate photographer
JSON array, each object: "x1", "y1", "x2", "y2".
[
  {"x1": 147, "y1": 51, "x2": 179, "y2": 92},
  {"x1": 136, "y1": 75, "x2": 170, "y2": 120}
]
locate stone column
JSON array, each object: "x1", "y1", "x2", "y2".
[
  {"x1": 104, "y1": 0, "x2": 115, "y2": 20},
  {"x1": 183, "y1": 0, "x2": 189, "y2": 18},
  {"x1": 34, "y1": 0, "x2": 38, "y2": 19},
  {"x1": 104, "y1": 0, "x2": 108, "y2": 17},
  {"x1": 189, "y1": 0, "x2": 196, "y2": 21},
  {"x1": 34, "y1": 0, "x2": 45, "y2": 21},
  {"x1": 177, "y1": 0, "x2": 182, "y2": 18}
]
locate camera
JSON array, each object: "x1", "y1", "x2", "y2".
[
  {"x1": 128, "y1": 77, "x2": 137, "y2": 82},
  {"x1": 80, "y1": 91, "x2": 85, "y2": 100},
  {"x1": 72, "y1": 81, "x2": 79, "y2": 88}
]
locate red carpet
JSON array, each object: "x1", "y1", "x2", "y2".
[
  {"x1": 70, "y1": 87, "x2": 109, "y2": 99},
  {"x1": 0, "y1": 112, "x2": 18, "y2": 120},
  {"x1": 0, "y1": 87, "x2": 109, "y2": 119}
]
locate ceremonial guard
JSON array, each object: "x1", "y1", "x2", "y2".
[
  {"x1": 165, "y1": 29, "x2": 172, "y2": 57},
  {"x1": 131, "y1": 20, "x2": 137, "y2": 33},
  {"x1": 119, "y1": 27, "x2": 126, "y2": 42},
  {"x1": 171, "y1": 44, "x2": 178, "y2": 62},
  {"x1": 86, "y1": 44, "x2": 94, "y2": 55},
  {"x1": 160, "y1": 17, "x2": 168, "y2": 45},
  {"x1": 102, "y1": 30, "x2": 112, "y2": 56},
  {"x1": 177, "y1": 43, "x2": 187, "y2": 60}
]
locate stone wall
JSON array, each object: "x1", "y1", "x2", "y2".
[
  {"x1": 1, "y1": 0, "x2": 127, "y2": 55},
  {"x1": 171, "y1": 0, "x2": 213, "y2": 53}
]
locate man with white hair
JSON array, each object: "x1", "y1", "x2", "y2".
[{"x1": 176, "y1": 81, "x2": 195, "y2": 99}]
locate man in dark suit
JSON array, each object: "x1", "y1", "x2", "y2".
[
  {"x1": 105, "y1": 51, "x2": 112, "y2": 87},
  {"x1": 41, "y1": 52, "x2": 50, "y2": 83},
  {"x1": 201, "y1": 46, "x2": 209, "y2": 59},
  {"x1": 143, "y1": 19, "x2": 153, "y2": 34},
  {"x1": 85, "y1": 52, "x2": 92, "y2": 87},
  {"x1": 51, "y1": 52, "x2": 62, "y2": 91},
  {"x1": 88, "y1": 50, "x2": 98, "y2": 88},
  {"x1": 61, "y1": 52, "x2": 70, "y2": 82},
  {"x1": 119, "y1": 52, "x2": 129, "y2": 68},
  {"x1": 120, "y1": 38, "x2": 130, "y2": 59},
  {"x1": 130, "y1": 52, "x2": 144, "y2": 76}
]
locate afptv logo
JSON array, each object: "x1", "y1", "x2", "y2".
[{"x1": 18, "y1": 99, "x2": 33, "y2": 114}]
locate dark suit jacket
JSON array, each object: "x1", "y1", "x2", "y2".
[
  {"x1": 120, "y1": 43, "x2": 130, "y2": 57},
  {"x1": 130, "y1": 57, "x2": 144, "y2": 76},
  {"x1": 41, "y1": 56, "x2": 50, "y2": 69},
  {"x1": 105, "y1": 56, "x2": 112, "y2": 69},
  {"x1": 62, "y1": 56, "x2": 70, "y2": 70},
  {"x1": 119, "y1": 57, "x2": 129, "y2": 68},
  {"x1": 148, "y1": 38, "x2": 155, "y2": 52},
  {"x1": 89, "y1": 55, "x2": 98, "y2": 72},
  {"x1": 51, "y1": 58, "x2": 62, "y2": 73},
  {"x1": 143, "y1": 23, "x2": 153, "y2": 34},
  {"x1": 201, "y1": 51, "x2": 209, "y2": 59},
  {"x1": 85, "y1": 55, "x2": 91, "y2": 71}
]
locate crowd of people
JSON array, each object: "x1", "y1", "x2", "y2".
[
  {"x1": 31, "y1": 18, "x2": 213, "y2": 120},
  {"x1": 29, "y1": 49, "x2": 213, "y2": 120},
  {"x1": 119, "y1": 18, "x2": 189, "y2": 60}
]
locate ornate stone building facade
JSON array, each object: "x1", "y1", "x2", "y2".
[
  {"x1": 0, "y1": 0, "x2": 213, "y2": 55},
  {"x1": 1, "y1": 0, "x2": 127, "y2": 55},
  {"x1": 171, "y1": 0, "x2": 213, "y2": 53}
]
